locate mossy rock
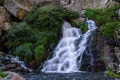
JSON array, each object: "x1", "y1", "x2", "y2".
[{"x1": 16, "y1": 9, "x2": 28, "y2": 20}]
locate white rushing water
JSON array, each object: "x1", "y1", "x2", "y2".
[{"x1": 42, "y1": 19, "x2": 97, "y2": 73}]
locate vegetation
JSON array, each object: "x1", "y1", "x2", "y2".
[
  {"x1": 84, "y1": 5, "x2": 120, "y2": 38},
  {"x1": 113, "y1": 0, "x2": 120, "y2": 3},
  {"x1": 105, "y1": 70, "x2": 120, "y2": 78},
  {"x1": 5, "y1": 6, "x2": 79, "y2": 68},
  {"x1": 0, "y1": 70, "x2": 8, "y2": 78}
]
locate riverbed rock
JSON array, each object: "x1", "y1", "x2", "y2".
[{"x1": 4, "y1": 0, "x2": 34, "y2": 20}]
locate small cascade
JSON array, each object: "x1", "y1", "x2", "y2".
[
  {"x1": 42, "y1": 19, "x2": 97, "y2": 73},
  {"x1": 11, "y1": 56, "x2": 32, "y2": 72}
]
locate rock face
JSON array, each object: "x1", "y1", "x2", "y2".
[
  {"x1": 32, "y1": 0, "x2": 60, "y2": 7},
  {"x1": 61, "y1": 0, "x2": 116, "y2": 13},
  {"x1": 0, "y1": 6, "x2": 9, "y2": 51},
  {"x1": 3, "y1": 0, "x2": 60, "y2": 20},
  {"x1": 0, "y1": 6, "x2": 9, "y2": 34},
  {"x1": 4, "y1": 0, "x2": 33, "y2": 20}
]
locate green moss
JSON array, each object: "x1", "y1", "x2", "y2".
[
  {"x1": 0, "y1": 70, "x2": 8, "y2": 78},
  {"x1": 105, "y1": 70, "x2": 120, "y2": 78}
]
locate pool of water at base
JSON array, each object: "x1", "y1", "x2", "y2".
[{"x1": 24, "y1": 72, "x2": 114, "y2": 80}]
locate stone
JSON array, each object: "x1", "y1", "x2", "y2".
[
  {"x1": 0, "y1": 65, "x2": 6, "y2": 70},
  {"x1": 60, "y1": 0, "x2": 116, "y2": 14},
  {"x1": 30, "y1": 0, "x2": 60, "y2": 7},
  {"x1": 0, "y1": 6, "x2": 9, "y2": 32},
  {"x1": 0, "y1": 51, "x2": 4, "y2": 55},
  {"x1": 2, "y1": 22, "x2": 10, "y2": 31},
  {"x1": 74, "y1": 17, "x2": 85, "y2": 25},
  {"x1": 3, "y1": 71, "x2": 25, "y2": 80},
  {"x1": 101, "y1": 45, "x2": 115, "y2": 70},
  {"x1": 5, "y1": 63, "x2": 16, "y2": 68},
  {"x1": 4, "y1": 0, "x2": 33, "y2": 20}
]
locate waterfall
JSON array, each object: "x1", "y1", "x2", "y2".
[{"x1": 41, "y1": 19, "x2": 97, "y2": 73}]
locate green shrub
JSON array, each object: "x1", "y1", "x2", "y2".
[
  {"x1": 78, "y1": 22, "x2": 87, "y2": 33},
  {"x1": 85, "y1": 5, "x2": 120, "y2": 38},
  {"x1": 34, "y1": 45, "x2": 45, "y2": 62},
  {"x1": 13, "y1": 43, "x2": 33, "y2": 61},
  {"x1": 105, "y1": 70, "x2": 120, "y2": 78},
  {"x1": 24, "y1": 6, "x2": 79, "y2": 30},
  {"x1": 0, "y1": 70, "x2": 8, "y2": 78},
  {"x1": 5, "y1": 22, "x2": 33, "y2": 49},
  {"x1": 113, "y1": 0, "x2": 120, "y2": 3},
  {"x1": 100, "y1": 22, "x2": 120, "y2": 37}
]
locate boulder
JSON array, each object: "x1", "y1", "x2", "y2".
[
  {"x1": 4, "y1": 0, "x2": 34, "y2": 20},
  {"x1": 0, "y1": 6, "x2": 9, "y2": 33},
  {"x1": 3, "y1": 0, "x2": 60, "y2": 20}
]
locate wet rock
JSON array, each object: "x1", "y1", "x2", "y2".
[
  {"x1": 0, "y1": 64, "x2": 6, "y2": 70},
  {"x1": 15, "y1": 66, "x2": 23, "y2": 71},
  {"x1": 4, "y1": 0, "x2": 33, "y2": 20},
  {"x1": 4, "y1": 71, "x2": 25, "y2": 80},
  {"x1": 5, "y1": 63, "x2": 16, "y2": 69}
]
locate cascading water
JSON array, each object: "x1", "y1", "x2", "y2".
[{"x1": 42, "y1": 19, "x2": 97, "y2": 73}]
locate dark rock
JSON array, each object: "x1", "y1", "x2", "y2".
[
  {"x1": 0, "y1": 0, "x2": 4, "y2": 5},
  {"x1": 5, "y1": 63, "x2": 16, "y2": 68}
]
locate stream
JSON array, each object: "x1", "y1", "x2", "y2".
[{"x1": 25, "y1": 72, "x2": 114, "y2": 80}]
